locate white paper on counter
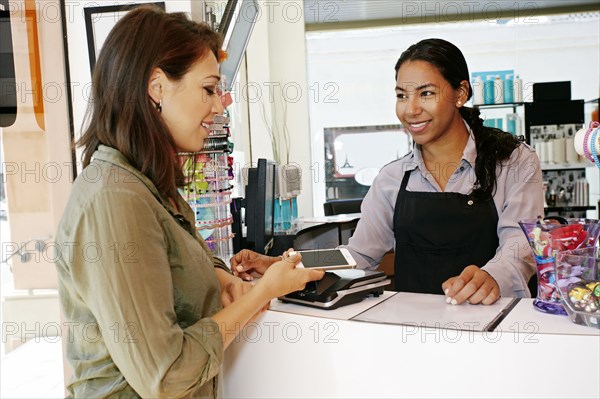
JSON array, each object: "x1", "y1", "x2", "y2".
[
  {"x1": 269, "y1": 291, "x2": 397, "y2": 320},
  {"x1": 351, "y1": 292, "x2": 517, "y2": 331}
]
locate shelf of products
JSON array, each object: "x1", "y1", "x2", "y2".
[
  {"x1": 544, "y1": 206, "x2": 596, "y2": 213},
  {"x1": 524, "y1": 96, "x2": 596, "y2": 218},
  {"x1": 473, "y1": 101, "x2": 526, "y2": 135},
  {"x1": 178, "y1": 114, "x2": 235, "y2": 260},
  {"x1": 540, "y1": 162, "x2": 591, "y2": 171},
  {"x1": 474, "y1": 101, "x2": 528, "y2": 113}
]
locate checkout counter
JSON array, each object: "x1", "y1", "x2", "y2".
[{"x1": 223, "y1": 292, "x2": 600, "y2": 398}]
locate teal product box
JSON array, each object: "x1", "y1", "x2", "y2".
[
  {"x1": 483, "y1": 118, "x2": 504, "y2": 130},
  {"x1": 274, "y1": 197, "x2": 298, "y2": 234},
  {"x1": 506, "y1": 113, "x2": 518, "y2": 135}
]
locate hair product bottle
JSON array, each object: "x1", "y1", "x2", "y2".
[
  {"x1": 513, "y1": 75, "x2": 523, "y2": 103},
  {"x1": 484, "y1": 76, "x2": 495, "y2": 105},
  {"x1": 503, "y1": 74, "x2": 514, "y2": 103},
  {"x1": 473, "y1": 76, "x2": 484, "y2": 105},
  {"x1": 494, "y1": 76, "x2": 504, "y2": 104}
]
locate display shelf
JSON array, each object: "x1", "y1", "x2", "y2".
[
  {"x1": 540, "y1": 162, "x2": 590, "y2": 171},
  {"x1": 544, "y1": 205, "x2": 596, "y2": 213},
  {"x1": 474, "y1": 101, "x2": 528, "y2": 110},
  {"x1": 474, "y1": 101, "x2": 529, "y2": 115}
]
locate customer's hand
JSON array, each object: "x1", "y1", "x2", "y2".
[
  {"x1": 230, "y1": 249, "x2": 281, "y2": 281},
  {"x1": 256, "y1": 252, "x2": 325, "y2": 299},
  {"x1": 215, "y1": 268, "x2": 253, "y2": 307},
  {"x1": 442, "y1": 265, "x2": 500, "y2": 305}
]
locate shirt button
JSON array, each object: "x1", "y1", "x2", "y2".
[{"x1": 467, "y1": 200, "x2": 474, "y2": 206}]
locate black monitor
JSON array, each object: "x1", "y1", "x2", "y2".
[
  {"x1": 244, "y1": 159, "x2": 276, "y2": 254},
  {"x1": 218, "y1": 0, "x2": 259, "y2": 91}
]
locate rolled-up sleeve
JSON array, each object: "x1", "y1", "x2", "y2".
[
  {"x1": 482, "y1": 145, "x2": 543, "y2": 297},
  {"x1": 70, "y1": 189, "x2": 223, "y2": 397}
]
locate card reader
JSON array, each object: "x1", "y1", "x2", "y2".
[{"x1": 279, "y1": 270, "x2": 389, "y2": 310}]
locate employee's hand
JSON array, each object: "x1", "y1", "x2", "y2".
[
  {"x1": 230, "y1": 249, "x2": 281, "y2": 281},
  {"x1": 256, "y1": 252, "x2": 325, "y2": 299},
  {"x1": 215, "y1": 268, "x2": 253, "y2": 307},
  {"x1": 442, "y1": 265, "x2": 500, "y2": 305}
]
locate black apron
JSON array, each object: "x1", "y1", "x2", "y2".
[{"x1": 393, "y1": 170, "x2": 499, "y2": 294}]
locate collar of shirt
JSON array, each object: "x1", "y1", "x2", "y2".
[
  {"x1": 406, "y1": 119, "x2": 477, "y2": 173},
  {"x1": 91, "y1": 145, "x2": 194, "y2": 225}
]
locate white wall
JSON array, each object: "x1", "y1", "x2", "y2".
[
  {"x1": 244, "y1": 0, "x2": 313, "y2": 216},
  {"x1": 306, "y1": 13, "x2": 600, "y2": 214},
  {"x1": 64, "y1": 0, "x2": 193, "y2": 150}
]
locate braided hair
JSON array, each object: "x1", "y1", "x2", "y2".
[{"x1": 394, "y1": 38, "x2": 522, "y2": 200}]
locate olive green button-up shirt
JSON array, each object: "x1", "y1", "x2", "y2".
[{"x1": 55, "y1": 145, "x2": 228, "y2": 398}]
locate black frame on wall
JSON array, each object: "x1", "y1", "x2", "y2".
[
  {"x1": 0, "y1": 0, "x2": 16, "y2": 128},
  {"x1": 84, "y1": 2, "x2": 165, "y2": 75}
]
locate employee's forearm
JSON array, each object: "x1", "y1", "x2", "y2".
[{"x1": 211, "y1": 286, "x2": 271, "y2": 349}]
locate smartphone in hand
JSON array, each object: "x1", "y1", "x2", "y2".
[{"x1": 290, "y1": 248, "x2": 357, "y2": 271}]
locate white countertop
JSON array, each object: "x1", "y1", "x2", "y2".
[
  {"x1": 498, "y1": 298, "x2": 600, "y2": 336},
  {"x1": 224, "y1": 292, "x2": 600, "y2": 398}
]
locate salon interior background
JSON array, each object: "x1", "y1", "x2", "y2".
[
  {"x1": 212, "y1": 0, "x2": 600, "y2": 217},
  {"x1": 0, "y1": 3, "x2": 598, "y2": 396},
  {"x1": 0, "y1": 0, "x2": 599, "y2": 292}
]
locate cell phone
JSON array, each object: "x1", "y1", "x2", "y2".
[{"x1": 291, "y1": 248, "x2": 357, "y2": 270}]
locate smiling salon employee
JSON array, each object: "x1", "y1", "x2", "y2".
[{"x1": 342, "y1": 38, "x2": 543, "y2": 305}]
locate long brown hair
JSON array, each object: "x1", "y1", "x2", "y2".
[{"x1": 77, "y1": 5, "x2": 223, "y2": 200}]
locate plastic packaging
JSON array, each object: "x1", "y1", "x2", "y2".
[
  {"x1": 546, "y1": 140, "x2": 554, "y2": 163},
  {"x1": 519, "y1": 219, "x2": 600, "y2": 315},
  {"x1": 503, "y1": 74, "x2": 514, "y2": 103},
  {"x1": 506, "y1": 113, "x2": 518, "y2": 135},
  {"x1": 553, "y1": 138, "x2": 566, "y2": 164},
  {"x1": 472, "y1": 76, "x2": 484, "y2": 105},
  {"x1": 494, "y1": 76, "x2": 503, "y2": 104},
  {"x1": 484, "y1": 76, "x2": 495, "y2": 105},
  {"x1": 513, "y1": 75, "x2": 523, "y2": 103},
  {"x1": 515, "y1": 114, "x2": 522, "y2": 135},
  {"x1": 573, "y1": 178, "x2": 590, "y2": 206},
  {"x1": 566, "y1": 137, "x2": 578, "y2": 163}
]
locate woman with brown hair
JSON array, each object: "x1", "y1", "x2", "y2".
[{"x1": 55, "y1": 5, "x2": 323, "y2": 397}]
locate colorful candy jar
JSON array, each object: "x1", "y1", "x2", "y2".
[{"x1": 519, "y1": 218, "x2": 600, "y2": 315}]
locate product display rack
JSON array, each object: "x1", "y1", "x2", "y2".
[
  {"x1": 474, "y1": 101, "x2": 526, "y2": 137},
  {"x1": 178, "y1": 113, "x2": 235, "y2": 260},
  {"x1": 478, "y1": 99, "x2": 597, "y2": 217},
  {"x1": 475, "y1": 101, "x2": 527, "y2": 114}
]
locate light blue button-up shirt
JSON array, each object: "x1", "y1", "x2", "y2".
[{"x1": 343, "y1": 127, "x2": 543, "y2": 297}]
